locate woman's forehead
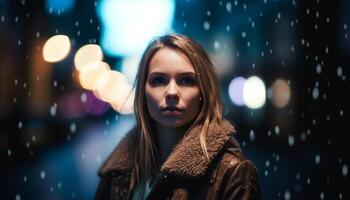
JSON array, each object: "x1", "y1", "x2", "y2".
[{"x1": 148, "y1": 48, "x2": 196, "y2": 74}]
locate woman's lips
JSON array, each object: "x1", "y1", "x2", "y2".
[
  {"x1": 161, "y1": 106, "x2": 183, "y2": 112},
  {"x1": 162, "y1": 110, "x2": 182, "y2": 115},
  {"x1": 161, "y1": 106, "x2": 183, "y2": 115}
]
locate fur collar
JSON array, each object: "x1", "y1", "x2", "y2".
[{"x1": 98, "y1": 119, "x2": 237, "y2": 178}]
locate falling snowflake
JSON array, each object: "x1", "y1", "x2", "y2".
[
  {"x1": 342, "y1": 164, "x2": 348, "y2": 177},
  {"x1": 315, "y1": 154, "x2": 321, "y2": 164},
  {"x1": 316, "y1": 64, "x2": 322, "y2": 74},
  {"x1": 203, "y1": 21, "x2": 210, "y2": 30},
  {"x1": 50, "y1": 103, "x2": 57, "y2": 116},
  {"x1": 18, "y1": 121, "x2": 23, "y2": 129},
  {"x1": 288, "y1": 135, "x2": 295, "y2": 146},
  {"x1": 40, "y1": 170, "x2": 46, "y2": 179},
  {"x1": 312, "y1": 87, "x2": 319, "y2": 100},
  {"x1": 320, "y1": 192, "x2": 325, "y2": 199},
  {"x1": 81, "y1": 92, "x2": 87, "y2": 103},
  {"x1": 226, "y1": 2, "x2": 232, "y2": 13},
  {"x1": 70, "y1": 123, "x2": 76, "y2": 133},
  {"x1": 249, "y1": 130, "x2": 255, "y2": 141},
  {"x1": 214, "y1": 41, "x2": 220, "y2": 50},
  {"x1": 274, "y1": 126, "x2": 280, "y2": 135},
  {"x1": 337, "y1": 66, "x2": 343, "y2": 77},
  {"x1": 284, "y1": 190, "x2": 291, "y2": 200}
]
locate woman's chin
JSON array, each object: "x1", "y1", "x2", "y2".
[{"x1": 158, "y1": 119, "x2": 188, "y2": 129}]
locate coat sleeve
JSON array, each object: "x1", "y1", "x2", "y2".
[
  {"x1": 95, "y1": 176, "x2": 111, "y2": 200},
  {"x1": 222, "y1": 159, "x2": 261, "y2": 200}
]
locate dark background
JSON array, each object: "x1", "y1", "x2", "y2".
[{"x1": 0, "y1": 0, "x2": 349, "y2": 199}]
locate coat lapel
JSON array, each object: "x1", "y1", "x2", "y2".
[
  {"x1": 161, "y1": 119, "x2": 236, "y2": 177},
  {"x1": 98, "y1": 119, "x2": 237, "y2": 178}
]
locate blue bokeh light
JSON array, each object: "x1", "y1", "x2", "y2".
[{"x1": 97, "y1": 0, "x2": 175, "y2": 57}]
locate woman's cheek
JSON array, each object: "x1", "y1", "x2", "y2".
[
  {"x1": 145, "y1": 91, "x2": 157, "y2": 114},
  {"x1": 186, "y1": 94, "x2": 201, "y2": 110}
]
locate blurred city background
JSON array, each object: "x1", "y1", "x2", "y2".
[{"x1": 0, "y1": 0, "x2": 349, "y2": 199}]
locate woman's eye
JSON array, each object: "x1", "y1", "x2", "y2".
[
  {"x1": 150, "y1": 77, "x2": 165, "y2": 85},
  {"x1": 180, "y1": 77, "x2": 196, "y2": 85}
]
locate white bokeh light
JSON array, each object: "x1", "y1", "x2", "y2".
[
  {"x1": 74, "y1": 44, "x2": 103, "y2": 71},
  {"x1": 78, "y1": 61, "x2": 110, "y2": 90},
  {"x1": 228, "y1": 76, "x2": 246, "y2": 106},
  {"x1": 43, "y1": 35, "x2": 71, "y2": 62},
  {"x1": 243, "y1": 76, "x2": 266, "y2": 109},
  {"x1": 92, "y1": 70, "x2": 130, "y2": 104}
]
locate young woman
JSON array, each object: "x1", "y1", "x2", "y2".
[{"x1": 95, "y1": 33, "x2": 261, "y2": 200}]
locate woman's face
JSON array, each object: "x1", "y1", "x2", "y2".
[{"x1": 145, "y1": 47, "x2": 202, "y2": 128}]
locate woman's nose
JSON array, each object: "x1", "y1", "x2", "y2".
[{"x1": 165, "y1": 81, "x2": 179, "y2": 99}]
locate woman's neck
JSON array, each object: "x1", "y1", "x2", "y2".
[{"x1": 155, "y1": 123, "x2": 192, "y2": 168}]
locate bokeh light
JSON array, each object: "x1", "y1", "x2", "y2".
[
  {"x1": 243, "y1": 76, "x2": 266, "y2": 109},
  {"x1": 92, "y1": 70, "x2": 131, "y2": 104},
  {"x1": 74, "y1": 44, "x2": 103, "y2": 71},
  {"x1": 97, "y1": 0, "x2": 175, "y2": 56},
  {"x1": 78, "y1": 61, "x2": 110, "y2": 90},
  {"x1": 58, "y1": 91, "x2": 86, "y2": 118},
  {"x1": 42, "y1": 35, "x2": 71, "y2": 63},
  {"x1": 81, "y1": 91, "x2": 110, "y2": 115},
  {"x1": 271, "y1": 79, "x2": 291, "y2": 108},
  {"x1": 228, "y1": 76, "x2": 246, "y2": 106}
]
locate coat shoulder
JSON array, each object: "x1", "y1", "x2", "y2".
[{"x1": 208, "y1": 136, "x2": 261, "y2": 199}]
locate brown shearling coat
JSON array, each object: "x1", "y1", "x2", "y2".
[{"x1": 95, "y1": 119, "x2": 261, "y2": 200}]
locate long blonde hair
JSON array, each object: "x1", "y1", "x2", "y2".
[{"x1": 131, "y1": 33, "x2": 224, "y2": 186}]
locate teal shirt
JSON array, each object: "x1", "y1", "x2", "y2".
[{"x1": 132, "y1": 178, "x2": 154, "y2": 200}]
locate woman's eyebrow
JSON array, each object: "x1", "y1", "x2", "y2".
[
  {"x1": 149, "y1": 72, "x2": 196, "y2": 76},
  {"x1": 148, "y1": 72, "x2": 166, "y2": 76},
  {"x1": 178, "y1": 72, "x2": 196, "y2": 76}
]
